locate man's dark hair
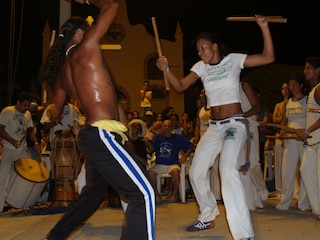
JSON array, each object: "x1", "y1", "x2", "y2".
[
  {"x1": 39, "y1": 17, "x2": 89, "y2": 90},
  {"x1": 305, "y1": 57, "x2": 320, "y2": 69},
  {"x1": 15, "y1": 92, "x2": 33, "y2": 103}
]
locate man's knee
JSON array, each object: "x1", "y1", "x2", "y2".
[{"x1": 169, "y1": 168, "x2": 180, "y2": 176}]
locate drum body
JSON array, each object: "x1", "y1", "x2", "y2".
[
  {"x1": 51, "y1": 181, "x2": 77, "y2": 207},
  {"x1": 51, "y1": 130, "x2": 79, "y2": 206},
  {"x1": 6, "y1": 158, "x2": 49, "y2": 208},
  {"x1": 52, "y1": 130, "x2": 79, "y2": 181}
]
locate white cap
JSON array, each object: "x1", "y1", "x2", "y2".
[
  {"x1": 128, "y1": 119, "x2": 147, "y2": 136},
  {"x1": 145, "y1": 111, "x2": 153, "y2": 116}
]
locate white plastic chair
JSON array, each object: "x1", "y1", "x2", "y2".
[{"x1": 149, "y1": 151, "x2": 193, "y2": 203}]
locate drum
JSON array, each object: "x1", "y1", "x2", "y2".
[
  {"x1": 51, "y1": 130, "x2": 79, "y2": 181},
  {"x1": 51, "y1": 130, "x2": 80, "y2": 207},
  {"x1": 6, "y1": 158, "x2": 50, "y2": 208},
  {"x1": 51, "y1": 180, "x2": 77, "y2": 207}
]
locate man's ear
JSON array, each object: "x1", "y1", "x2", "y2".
[
  {"x1": 212, "y1": 43, "x2": 218, "y2": 51},
  {"x1": 75, "y1": 28, "x2": 85, "y2": 40}
]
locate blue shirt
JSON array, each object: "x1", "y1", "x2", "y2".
[{"x1": 152, "y1": 134, "x2": 193, "y2": 165}]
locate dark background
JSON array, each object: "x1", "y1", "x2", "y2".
[{"x1": 1, "y1": 0, "x2": 320, "y2": 113}]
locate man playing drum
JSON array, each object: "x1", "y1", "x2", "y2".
[
  {"x1": 40, "y1": 100, "x2": 84, "y2": 148},
  {"x1": 0, "y1": 92, "x2": 41, "y2": 212}
]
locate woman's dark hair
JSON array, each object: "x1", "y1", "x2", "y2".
[
  {"x1": 39, "y1": 17, "x2": 89, "y2": 90},
  {"x1": 169, "y1": 113, "x2": 179, "y2": 121},
  {"x1": 161, "y1": 106, "x2": 174, "y2": 121},
  {"x1": 194, "y1": 32, "x2": 230, "y2": 56},
  {"x1": 288, "y1": 73, "x2": 308, "y2": 95}
]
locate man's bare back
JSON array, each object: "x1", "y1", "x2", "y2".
[
  {"x1": 64, "y1": 41, "x2": 118, "y2": 125},
  {"x1": 53, "y1": 0, "x2": 119, "y2": 125}
]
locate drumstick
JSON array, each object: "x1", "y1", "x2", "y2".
[
  {"x1": 266, "y1": 123, "x2": 298, "y2": 133},
  {"x1": 266, "y1": 135, "x2": 312, "y2": 139},
  {"x1": 49, "y1": 30, "x2": 56, "y2": 48},
  {"x1": 151, "y1": 17, "x2": 170, "y2": 90},
  {"x1": 308, "y1": 108, "x2": 320, "y2": 113},
  {"x1": 18, "y1": 133, "x2": 27, "y2": 147},
  {"x1": 226, "y1": 16, "x2": 287, "y2": 23}
]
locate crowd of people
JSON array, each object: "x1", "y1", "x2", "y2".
[{"x1": 0, "y1": 1, "x2": 320, "y2": 239}]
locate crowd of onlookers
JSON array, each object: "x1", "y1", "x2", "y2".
[{"x1": 1, "y1": 61, "x2": 320, "y2": 225}]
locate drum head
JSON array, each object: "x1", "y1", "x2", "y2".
[{"x1": 15, "y1": 158, "x2": 50, "y2": 183}]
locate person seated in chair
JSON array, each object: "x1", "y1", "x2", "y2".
[{"x1": 148, "y1": 120, "x2": 194, "y2": 202}]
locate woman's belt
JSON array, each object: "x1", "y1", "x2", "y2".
[{"x1": 210, "y1": 115, "x2": 251, "y2": 174}]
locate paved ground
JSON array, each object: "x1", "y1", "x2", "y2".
[{"x1": 1, "y1": 194, "x2": 320, "y2": 240}]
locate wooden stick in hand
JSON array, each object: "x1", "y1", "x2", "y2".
[
  {"x1": 226, "y1": 16, "x2": 287, "y2": 23},
  {"x1": 151, "y1": 17, "x2": 170, "y2": 90}
]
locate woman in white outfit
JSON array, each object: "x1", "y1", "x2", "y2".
[
  {"x1": 156, "y1": 15, "x2": 274, "y2": 240},
  {"x1": 239, "y1": 82, "x2": 269, "y2": 210},
  {"x1": 272, "y1": 83, "x2": 290, "y2": 198},
  {"x1": 276, "y1": 74, "x2": 311, "y2": 211}
]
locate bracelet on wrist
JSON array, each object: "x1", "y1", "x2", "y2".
[
  {"x1": 85, "y1": 0, "x2": 90, "y2": 5},
  {"x1": 166, "y1": 66, "x2": 170, "y2": 73},
  {"x1": 305, "y1": 129, "x2": 311, "y2": 135}
]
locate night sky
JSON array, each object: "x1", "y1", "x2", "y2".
[
  {"x1": 1, "y1": 0, "x2": 320, "y2": 107},
  {"x1": 126, "y1": 0, "x2": 320, "y2": 67}
]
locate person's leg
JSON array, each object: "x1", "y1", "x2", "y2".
[
  {"x1": 48, "y1": 126, "x2": 155, "y2": 240},
  {"x1": 0, "y1": 148, "x2": 30, "y2": 211},
  {"x1": 210, "y1": 156, "x2": 222, "y2": 201},
  {"x1": 259, "y1": 141, "x2": 266, "y2": 171},
  {"x1": 189, "y1": 125, "x2": 221, "y2": 223},
  {"x1": 274, "y1": 139, "x2": 284, "y2": 197},
  {"x1": 148, "y1": 170, "x2": 160, "y2": 196},
  {"x1": 300, "y1": 145, "x2": 320, "y2": 215},
  {"x1": 239, "y1": 145, "x2": 256, "y2": 210},
  {"x1": 249, "y1": 127, "x2": 269, "y2": 201},
  {"x1": 295, "y1": 141, "x2": 311, "y2": 210},
  {"x1": 276, "y1": 139, "x2": 299, "y2": 210},
  {"x1": 47, "y1": 174, "x2": 108, "y2": 239},
  {"x1": 93, "y1": 128, "x2": 155, "y2": 240},
  {"x1": 0, "y1": 148, "x2": 14, "y2": 211},
  {"x1": 168, "y1": 167, "x2": 180, "y2": 201},
  {"x1": 219, "y1": 121, "x2": 254, "y2": 239}
]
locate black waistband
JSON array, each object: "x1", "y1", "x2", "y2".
[{"x1": 210, "y1": 114, "x2": 245, "y2": 125}]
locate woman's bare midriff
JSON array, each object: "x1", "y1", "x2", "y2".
[{"x1": 210, "y1": 103, "x2": 243, "y2": 120}]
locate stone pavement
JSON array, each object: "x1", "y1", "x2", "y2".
[{"x1": 0, "y1": 196, "x2": 320, "y2": 240}]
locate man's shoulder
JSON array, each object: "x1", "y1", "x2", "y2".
[
  {"x1": 0, "y1": 106, "x2": 15, "y2": 116},
  {"x1": 24, "y1": 110, "x2": 32, "y2": 118},
  {"x1": 172, "y1": 133, "x2": 190, "y2": 142}
]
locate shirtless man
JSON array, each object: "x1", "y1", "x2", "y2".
[{"x1": 41, "y1": 1, "x2": 155, "y2": 239}]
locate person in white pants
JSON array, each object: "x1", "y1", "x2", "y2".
[
  {"x1": 156, "y1": 15, "x2": 274, "y2": 240},
  {"x1": 272, "y1": 83, "x2": 289, "y2": 197},
  {"x1": 193, "y1": 89, "x2": 222, "y2": 202},
  {"x1": 239, "y1": 82, "x2": 269, "y2": 210},
  {"x1": 276, "y1": 74, "x2": 311, "y2": 211},
  {"x1": 297, "y1": 57, "x2": 320, "y2": 223}
]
